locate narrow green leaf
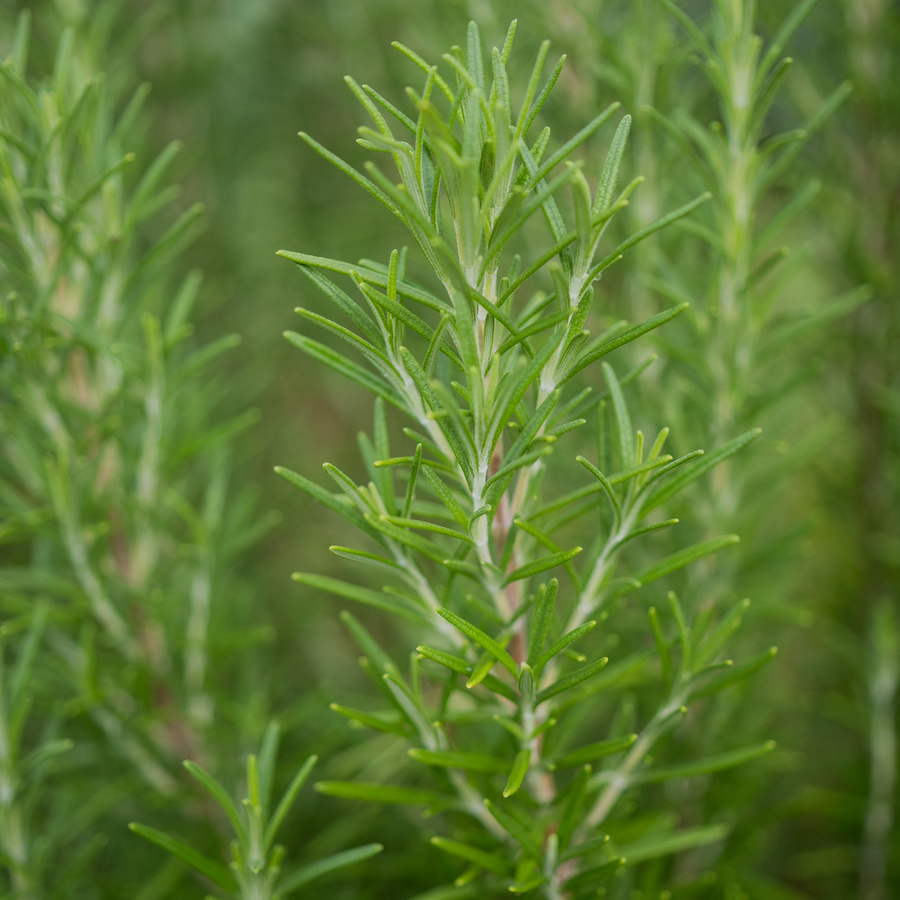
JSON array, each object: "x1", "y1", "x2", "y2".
[
  {"x1": 430, "y1": 837, "x2": 509, "y2": 874},
  {"x1": 128, "y1": 824, "x2": 237, "y2": 892},
  {"x1": 409, "y1": 749, "x2": 508, "y2": 773},
  {"x1": 649, "y1": 607, "x2": 673, "y2": 687},
  {"x1": 696, "y1": 598, "x2": 751, "y2": 667},
  {"x1": 316, "y1": 781, "x2": 449, "y2": 805},
  {"x1": 503, "y1": 749, "x2": 531, "y2": 797},
  {"x1": 330, "y1": 703, "x2": 410, "y2": 738},
  {"x1": 691, "y1": 647, "x2": 778, "y2": 699},
  {"x1": 527, "y1": 580, "x2": 558, "y2": 664},
  {"x1": 383, "y1": 672, "x2": 435, "y2": 745},
  {"x1": 284, "y1": 331, "x2": 404, "y2": 408},
  {"x1": 366, "y1": 514, "x2": 447, "y2": 562},
  {"x1": 589, "y1": 193, "x2": 710, "y2": 281},
  {"x1": 418, "y1": 645, "x2": 471, "y2": 675},
  {"x1": 563, "y1": 304, "x2": 688, "y2": 383},
  {"x1": 277, "y1": 844, "x2": 384, "y2": 894},
  {"x1": 759, "y1": 0, "x2": 819, "y2": 77},
  {"x1": 293, "y1": 572, "x2": 428, "y2": 623},
  {"x1": 526, "y1": 103, "x2": 620, "y2": 190},
  {"x1": 559, "y1": 835, "x2": 610, "y2": 863},
  {"x1": 297, "y1": 132, "x2": 399, "y2": 214},
  {"x1": 534, "y1": 621, "x2": 596, "y2": 676},
  {"x1": 274, "y1": 467, "x2": 368, "y2": 531},
  {"x1": 576, "y1": 457, "x2": 621, "y2": 521},
  {"x1": 341, "y1": 610, "x2": 397, "y2": 675},
  {"x1": 467, "y1": 648, "x2": 500, "y2": 689},
  {"x1": 558, "y1": 764, "x2": 591, "y2": 851},
  {"x1": 381, "y1": 514, "x2": 474, "y2": 544},
  {"x1": 754, "y1": 179, "x2": 820, "y2": 251},
  {"x1": 617, "y1": 824, "x2": 730, "y2": 863},
  {"x1": 183, "y1": 761, "x2": 246, "y2": 843},
  {"x1": 421, "y1": 466, "x2": 469, "y2": 527},
  {"x1": 504, "y1": 547, "x2": 582, "y2": 586},
  {"x1": 279, "y1": 250, "x2": 451, "y2": 313},
  {"x1": 641, "y1": 428, "x2": 759, "y2": 510},
  {"x1": 484, "y1": 798, "x2": 542, "y2": 858},
  {"x1": 536, "y1": 657, "x2": 608, "y2": 703},
  {"x1": 631, "y1": 535, "x2": 739, "y2": 587},
  {"x1": 509, "y1": 874, "x2": 548, "y2": 893},
  {"x1": 265, "y1": 755, "x2": 318, "y2": 849},
  {"x1": 659, "y1": 0, "x2": 715, "y2": 58},
  {"x1": 602, "y1": 363, "x2": 633, "y2": 467},
  {"x1": 435, "y1": 607, "x2": 518, "y2": 676},
  {"x1": 635, "y1": 741, "x2": 776, "y2": 784},
  {"x1": 563, "y1": 857, "x2": 624, "y2": 891},
  {"x1": 553, "y1": 734, "x2": 637, "y2": 769},
  {"x1": 595, "y1": 114, "x2": 632, "y2": 213}
]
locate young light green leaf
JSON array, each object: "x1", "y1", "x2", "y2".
[{"x1": 503, "y1": 749, "x2": 531, "y2": 798}]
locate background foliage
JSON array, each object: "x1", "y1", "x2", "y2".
[{"x1": 0, "y1": 0, "x2": 896, "y2": 898}]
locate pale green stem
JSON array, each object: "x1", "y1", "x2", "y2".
[
  {"x1": 185, "y1": 557, "x2": 214, "y2": 729},
  {"x1": 860, "y1": 603, "x2": 899, "y2": 900},
  {"x1": 584, "y1": 692, "x2": 688, "y2": 830}
]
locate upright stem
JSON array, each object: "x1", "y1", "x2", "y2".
[{"x1": 860, "y1": 602, "x2": 899, "y2": 900}]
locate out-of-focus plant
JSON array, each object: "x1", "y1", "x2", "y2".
[
  {"x1": 809, "y1": 1, "x2": 900, "y2": 896},
  {"x1": 549, "y1": 3, "x2": 867, "y2": 896},
  {"x1": 131, "y1": 721, "x2": 383, "y2": 900},
  {"x1": 279, "y1": 20, "x2": 777, "y2": 898},
  {"x1": 0, "y1": 5, "x2": 284, "y2": 894},
  {"x1": 0, "y1": 2, "x2": 258, "y2": 774}
]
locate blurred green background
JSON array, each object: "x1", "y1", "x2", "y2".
[{"x1": 0, "y1": 0, "x2": 897, "y2": 897}]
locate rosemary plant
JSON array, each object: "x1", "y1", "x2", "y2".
[
  {"x1": 647, "y1": 0, "x2": 859, "y2": 520},
  {"x1": 131, "y1": 721, "x2": 383, "y2": 900},
  {"x1": 571, "y1": 2, "x2": 866, "y2": 892},
  {"x1": 0, "y1": 8, "x2": 289, "y2": 894},
  {"x1": 807, "y1": 1, "x2": 900, "y2": 896},
  {"x1": 280, "y1": 22, "x2": 776, "y2": 898}
]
